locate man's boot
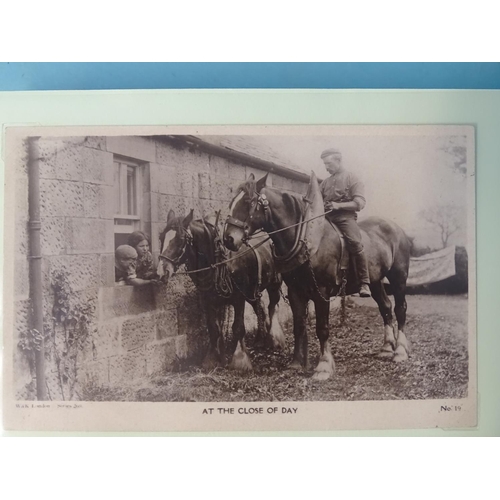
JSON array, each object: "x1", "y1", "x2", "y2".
[{"x1": 354, "y1": 251, "x2": 371, "y2": 298}]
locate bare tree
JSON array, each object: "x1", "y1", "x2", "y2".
[
  {"x1": 419, "y1": 204, "x2": 464, "y2": 249},
  {"x1": 440, "y1": 136, "x2": 467, "y2": 177}
]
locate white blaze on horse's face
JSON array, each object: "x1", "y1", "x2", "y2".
[
  {"x1": 162, "y1": 230, "x2": 177, "y2": 254},
  {"x1": 225, "y1": 190, "x2": 249, "y2": 251},
  {"x1": 157, "y1": 229, "x2": 180, "y2": 279},
  {"x1": 229, "y1": 189, "x2": 245, "y2": 213}
]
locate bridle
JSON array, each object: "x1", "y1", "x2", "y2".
[
  {"x1": 159, "y1": 224, "x2": 193, "y2": 269},
  {"x1": 225, "y1": 190, "x2": 270, "y2": 242}
]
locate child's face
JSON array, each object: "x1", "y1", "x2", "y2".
[
  {"x1": 136, "y1": 239, "x2": 149, "y2": 257},
  {"x1": 117, "y1": 256, "x2": 136, "y2": 271}
]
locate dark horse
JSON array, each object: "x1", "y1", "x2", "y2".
[
  {"x1": 223, "y1": 173, "x2": 412, "y2": 380},
  {"x1": 157, "y1": 209, "x2": 285, "y2": 371}
]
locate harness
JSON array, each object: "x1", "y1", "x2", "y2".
[
  {"x1": 225, "y1": 188, "x2": 348, "y2": 305},
  {"x1": 161, "y1": 213, "x2": 265, "y2": 301}
]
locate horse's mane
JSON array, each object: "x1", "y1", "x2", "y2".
[
  {"x1": 160, "y1": 215, "x2": 216, "y2": 247},
  {"x1": 232, "y1": 178, "x2": 307, "y2": 222}
]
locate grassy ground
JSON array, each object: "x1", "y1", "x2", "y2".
[{"x1": 83, "y1": 294, "x2": 469, "y2": 402}]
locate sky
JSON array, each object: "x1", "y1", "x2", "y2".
[{"x1": 215, "y1": 132, "x2": 470, "y2": 249}]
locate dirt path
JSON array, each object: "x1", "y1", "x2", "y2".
[{"x1": 84, "y1": 294, "x2": 470, "y2": 402}]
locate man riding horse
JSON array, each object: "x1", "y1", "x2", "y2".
[{"x1": 320, "y1": 148, "x2": 371, "y2": 298}]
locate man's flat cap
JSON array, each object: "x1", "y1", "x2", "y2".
[{"x1": 320, "y1": 148, "x2": 342, "y2": 158}]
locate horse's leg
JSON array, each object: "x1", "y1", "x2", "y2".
[
  {"x1": 287, "y1": 285, "x2": 309, "y2": 370},
  {"x1": 251, "y1": 298, "x2": 268, "y2": 346},
  {"x1": 369, "y1": 281, "x2": 397, "y2": 359},
  {"x1": 387, "y1": 271, "x2": 410, "y2": 363},
  {"x1": 267, "y1": 284, "x2": 286, "y2": 350},
  {"x1": 228, "y1": 295, "x2": 253, "y2": 371},
  {"x1": 202, "y1": 298, "x2": 226, "y2": 369},
  {"x1": 312, "y1": 298, "x2": 335, "y2": 381}
]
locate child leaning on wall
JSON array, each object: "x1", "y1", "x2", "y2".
[
  {"x1": 115, "y1": 244, "x2": 158, "y2": 286},
  {"x1": 127, "y1": 231, "x2": 158, "y2": 280}
]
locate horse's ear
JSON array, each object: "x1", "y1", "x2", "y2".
[
  {"x1": 256, "y1": 173, "x2": 269, "y2": 193},
  {"x1": 282, "y1": 192, "x2": 296, "y2": 213},
  {"x1": 182, "y1": 209, "x2": 194, "y2": 228},
  {"x1": 304, "y1": 171, "x2": 320, "y2": 204},
  {"x1": 167, "y1": 209, "x2": 176, "y2": 224},
  {"x1": 247, "y1": 173, "x2": 255, "y2": 182}
]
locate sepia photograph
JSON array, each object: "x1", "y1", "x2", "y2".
[{"x1": 3, "y1": 125, "x2": 476, "y2": 431}]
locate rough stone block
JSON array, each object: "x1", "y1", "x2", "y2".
[
  {"x1": 83, "y1": 183, "x2": 100, "y2": 218},
  {"x1": 82, "y1": 148, "x2": 114, "y2": 185},
  {"x1": 15, "y1": 219, "x2": 29, "y2": 256},
  {"x1": 156, "y1": 141, "x2": 210, "y2": 172},
  {"x1": 37, "y1": 138, "x2": 58, "y2": 179},
  {"x1": 209, "y1": 155, "x2": 229, "y2": 177},
  {"x1": 98, "y1": 285, "x2": 156, "y2": 321},
  {"x1": 93, "y1": 322, "x2": 121, "y2": 360},
  {"x1": 145, "y1": 338, "x2": 176, "y2": 375},
  {"x1": 56, "y1": 145, "x2": 114, "y2": 185},
  {"x1": 40, "y1": 217, "x2": 66, "y2": 255},
  {"x1": 227, "y1": 161, "x2": 248, "y2": 181},
  {"x1": 145, "y1": 192, "x2": 159, "y2": 223},
  {"x1": 198, "y1": 172, "x2": 210, "y2": 200},
  {"x1": 99, "y1": 253, "x2": 115, "y2": 287},
  {"x1": 121, "y1": 315, "x2": 157, "y2": 351},
  {"x1": 15, "y1": 176, "x2": 29, "y2": 216},
  {"x1": 156, "y1": 309, "x2": 178, "y2": 339},
  {"x1": 157, "y1": 164, "x2": 177, "y2": 195},
  {"x1": 80, "y1": 358, "x2": 109, "y2": 386},
  {"x1": 109, "y1": 348, "x2": 146, "y2": 383},
  {"x1": 65, "y1": 218, "x2": 113, "y2": 254},
  {"x1": 212, "y1": 175, "x2": 233, "y2": 202},
  {"x1": 14, "y1": 257, "x2": 30, "y2": 299},
  {"x1": 40, "y1": 179, "x2": 84, "y2": 217},
  {"x1": 175, "y1": 170, "x2": 199, "y2": 199},
  {"x1": 199, "y1": 199, "x2": 228, "y2": 222},
  {"x1": 81, "y1": 183, "x2": 115, "y2": 220},
  {"x1": 177, "y1": 298, "x2": 207, "y2": 339},
  {"x1": 158, "y1": 194, "x2": 191, "y2": 222},
  {"x1": 106, "y1": 136, "x2": 156, "y2": 163},
  {"x1": 14, "y1": 298, "x2": 31, "y2": 339},
  {"x1": 48, "y1": 254, "x2": 101, "y2": 292},
  {"x1": 156, "y1": 274, "x2": 198, "y2": 310}
]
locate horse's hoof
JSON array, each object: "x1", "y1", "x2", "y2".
[
  {"x1": 288, "y1": 360, "x2": 303, "y2": 371},
  {"x1": 376, "y1": 350, "x2": 395, "y2": 360},
  {"x1": 393, "y1": 345, "x2": 409, "y2": 363},
  {"x1": 312, "y1": 370, "x2": 332, "y2": 381},
  {"x1": 228, "y1": 356, "x2": 253, "y2": 372},
  {"x1": 228, "y1": 344, "x2": 253, "y2": 372}
]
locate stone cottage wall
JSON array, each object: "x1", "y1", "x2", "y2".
[{"x1": 13, "y1": 135, "x2": 308, "y2": 400}]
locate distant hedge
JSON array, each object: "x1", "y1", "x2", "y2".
[{"x1": 406, "y1": 246, "x2": 468, "y2": 295}]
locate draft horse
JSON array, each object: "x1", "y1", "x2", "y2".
[
  {"x1": 223, "y1": 173, "x2": 412, "y2": 380},
  {"x1": 158, "y1": 209, "x2": 285, "y2": 371}
]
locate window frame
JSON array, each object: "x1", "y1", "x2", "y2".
[{"x1": 113, "y1": 156, "x2": 143, "y2": 238}]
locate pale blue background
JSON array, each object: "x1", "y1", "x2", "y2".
[{"x1": 0, "y1": 63, "x2": 499, "y2": 90}]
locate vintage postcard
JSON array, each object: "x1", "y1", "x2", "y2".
[{"x1": 2, "y1": 124, "x2": 476, "y2": 431}]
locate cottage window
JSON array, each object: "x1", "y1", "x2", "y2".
[{"x1": 113, "y1": 158, "x2": 143, "y2": 248}]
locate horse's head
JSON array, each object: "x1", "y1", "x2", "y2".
[
  {"x1": 157, "y1": 209, "x2": 194, "y2": 283},
  {"x1": 224, "y1": 173, "x2": 270, "y2": 251}
]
